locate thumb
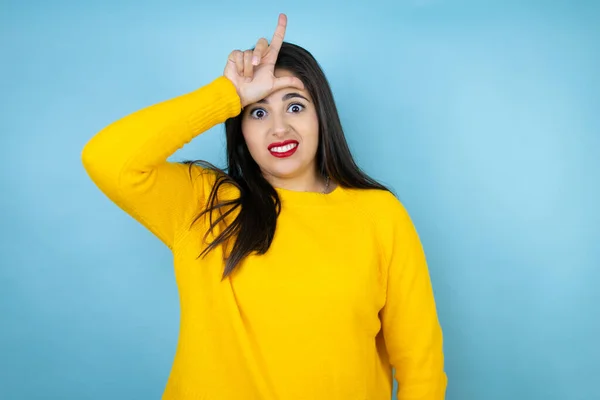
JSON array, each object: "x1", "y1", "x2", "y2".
[{"x1": 272, "y1": 75, "x2": 305, "y2": 93}]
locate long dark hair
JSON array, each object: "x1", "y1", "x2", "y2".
[{"x1": 185, "y1": 42, "x2": 390, "y2": 278}]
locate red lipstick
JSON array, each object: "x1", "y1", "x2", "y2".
[{"x1": 268, "y1": 140, "x2": 299, "y2": 158}]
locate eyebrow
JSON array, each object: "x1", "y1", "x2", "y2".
[{"x1": 257, "y1": 92, "x2": 310, "y2": 104}]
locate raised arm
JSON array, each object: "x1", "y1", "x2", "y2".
[
  {"x1": 81, "y1": 76, "x2": 242, "y2": 249},
  {"x1": 81, "y1": 13, "x2": 304, "y2": 250}
]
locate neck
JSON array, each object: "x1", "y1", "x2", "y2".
[{"x1": 264, "y1": 169, "x2": 329, "y2": 193}]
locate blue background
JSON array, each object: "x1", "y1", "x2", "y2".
[{"x1": 1, "y1": 0, "x2": 599, "y2": 399}]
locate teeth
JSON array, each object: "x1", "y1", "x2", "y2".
[{"x1": 271, "y1": 143, "x2": 297, "y2": 153}]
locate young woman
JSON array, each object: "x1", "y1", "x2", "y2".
[{"x1": 82, "y1": 13, "x2": 447, "y2": 400}]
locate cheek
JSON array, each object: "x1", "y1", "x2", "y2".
[
  {"x1": 241, "y1": 122, "x2": 262, "y2": 156},
  {"x1": 304, "y1": 116, "x2": 320, "y2": 150}
]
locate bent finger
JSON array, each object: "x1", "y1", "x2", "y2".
[
  {"x1": 253, "y1": 37, "x2": 268, "y2": 66},
  {"x1": 243, "y1": 50, "x2": 254, "y2": 78},
  {"x1": 231, "y1": 50, "x2": 243, "y2": 75}
]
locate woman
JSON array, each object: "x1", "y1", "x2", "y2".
[{"x1": 82, "y1": 13, "x2": 447, "y2": 400}]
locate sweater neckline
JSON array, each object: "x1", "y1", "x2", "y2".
[{"x1": 274, "y1": 184, "x2": 348, "y2": 207}]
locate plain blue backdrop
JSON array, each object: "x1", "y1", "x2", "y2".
[{"x1": 1, "y1": 0, "x2": 599, "y2": 399}]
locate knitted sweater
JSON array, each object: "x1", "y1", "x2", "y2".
[{"x1": 81, "y1": 75, "x2": 447, "y2": 400}]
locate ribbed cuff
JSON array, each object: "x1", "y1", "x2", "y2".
[{"x1": 186, "y1": 76, "x2": 242, "y2": 134}]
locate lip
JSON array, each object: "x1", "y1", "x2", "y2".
[
  {"x1": 268, "y1": 140, "x2": 299, "y2": 159},
  {"x1": 268, "y1": 139, "x2": 299, "y2": 150}
]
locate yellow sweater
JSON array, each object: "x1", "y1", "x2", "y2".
[{"x1": 81, "y1": 76, "x2": 447, "y2": 399}]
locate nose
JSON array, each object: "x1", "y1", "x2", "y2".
[{"x1": 270, "y1": 112, "x2": 290, "y2": 137}]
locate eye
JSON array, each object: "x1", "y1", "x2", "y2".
[
  {"x1": 249, "y1": 108, "x2": 267, "y2": 119},
  {"x1": 288, "y1": 103, "x2": 305, "y2": 113}
]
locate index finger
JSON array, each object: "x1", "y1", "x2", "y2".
[{"x1": 267, "y1": 13, "x2": 287, "y2": 60}]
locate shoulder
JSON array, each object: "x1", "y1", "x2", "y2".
[
  {"x1": 342, "y1": 186, "x2": 422, "y2": 252},
  {"x1": 176, "y1": 161, "x2": 228, "y2": 188},
  {"x1": 175, "y1": 161, "x2": 241, "y2": 202},
  {"x1": 343, "y1": 187, "x2": 412, "y2": 225},
  {"x1": 342, "y1": 187, "x2": 424, "y2": 268}
]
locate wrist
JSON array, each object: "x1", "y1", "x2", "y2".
[{"x1": 223, "y1": 75, "x2": 245, "y2": 108}]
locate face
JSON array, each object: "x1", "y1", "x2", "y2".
[{"x1": 241, "y1": 69, "x2": 319, "y2": 184}]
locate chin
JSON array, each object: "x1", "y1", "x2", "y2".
[{"x1": 264, "y1": 161, "x2": 308, "y2": 180}]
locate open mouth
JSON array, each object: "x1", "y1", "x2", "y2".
[{"x1": 268, "y1": 140, "x2": 299, "y2": 158}]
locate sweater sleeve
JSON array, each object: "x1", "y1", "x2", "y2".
[
  {"x1": 380, "y1": 201, "x2": 447, "y2": 399},
  {"x1": 81, "y1": 76, "x2": 241, "y2": 249}
]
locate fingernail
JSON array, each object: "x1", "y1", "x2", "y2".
[{"x1": 252, "y1": 56, "x2": 259, "y2": 65}]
